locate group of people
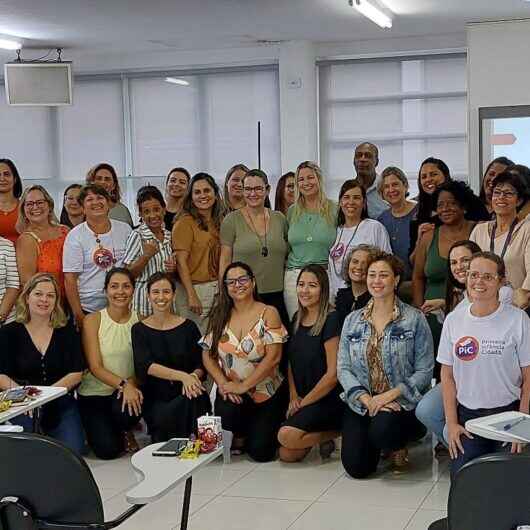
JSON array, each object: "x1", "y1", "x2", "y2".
[{"x1": 0, "y1": 145, "x2": 529, "y2": 481}]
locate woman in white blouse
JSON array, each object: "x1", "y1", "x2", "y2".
[{"x1": 328, "y1": 179, "x2": 390, "y2": 303}]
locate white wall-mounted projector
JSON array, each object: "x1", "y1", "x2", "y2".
[{"x1": 4, "y1": 62, "x2": 73, "y2": 106}]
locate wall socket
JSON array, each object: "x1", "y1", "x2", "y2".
[{"x1": 288, "y1": 77, "x2": 302, "y2": 89}]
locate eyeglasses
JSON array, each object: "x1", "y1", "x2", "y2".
[
  {"x1": 492, "y1": 189, "x2": 517, "y2": 199},
  {"x1": 224, "y1": 275, "x2": 251, "y2": 287},
  {"x1": 243, "y1": 186, "x2": 265, "y2": 194},
  {"x1": 467, "y1": 271, "x2": 499, "y2": 282},
  {"x1": 24, "y1": 199, "x2": 47, "y2": 209},
  {"x1": 286, "y1": 184, "x2": 295, "y2": 191}
]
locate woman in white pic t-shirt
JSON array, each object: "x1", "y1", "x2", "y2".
[{"x1": 438, "y1": 251, "x2": 530, "y2": 477}]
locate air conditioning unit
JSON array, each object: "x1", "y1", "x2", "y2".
[{"x1": 4, "y1": 62, "x2": 73, "y2": 106}]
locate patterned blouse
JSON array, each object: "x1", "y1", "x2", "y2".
[
  {"x1": 200, "y1": 309, "x2": 287, "y2": 403},
  {"x1": 362, "y1": 298, "x2": 401, "y2": 395}
]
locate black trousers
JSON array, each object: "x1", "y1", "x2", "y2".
[
  {"x1": 259, "y1": 290, "x2": 290, "y2": 374},
  {"x1": 341, "y1": 407, "x2": 426, "y2": 479},
  {"x1": 78, "y1": 392, "x2": 141, "y2": 460},
  {"x1": 143, "y1": 393, "x2": 211, "y2": 443},
  {"x1": 214, "y1": 382, "x2": 288, "y2": 462},
  {"x1": 451, "y1": 401, "x2": 518, "y2": 478}
]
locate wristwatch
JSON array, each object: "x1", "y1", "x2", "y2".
[{"x1": 118, "y1": 379, "x2": 128, "y2": 390}]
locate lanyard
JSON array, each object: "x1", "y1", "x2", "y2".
[{"x1": 490, "y1": 218, "x2": 518, "y2": 259}]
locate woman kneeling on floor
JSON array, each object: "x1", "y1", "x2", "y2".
[
  {"x1": 338, "y1": 251, "x2": 433, "y2": 477},
  {"x1": 278, "y1": 264, "x2": 343, "y2": 462},
  {"x1": 439, "y1": 251, "x2": 530, "y2": 478},
  {"x1": 132, "y1": 272, "x2": 211, "y2": 442},
  {"x1": 200, "y1": 261, "x2": 288, "y2": 462}
]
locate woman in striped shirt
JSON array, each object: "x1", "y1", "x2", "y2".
[
  {"x1": 0, "y1": 235, "x2": 19, "y2": 324},
  {"x1": 123, "y1": 186, "x2": 176, "y2": 317}
]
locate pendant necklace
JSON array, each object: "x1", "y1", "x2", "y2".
[
  {"x1": 305, "y1": 212, "x2": 320, "y2": 242},
  {"x1": 330, "y1": 221, "x2": 363, "y2": 277},
  {"x1": 90, "y1": 222, "x2": 117, "y2": 270},
  {"x1": 245, "y1": 208, "x2": 269, "y2": 257}
]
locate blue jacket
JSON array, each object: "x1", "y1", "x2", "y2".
[{"x1": 337, "y1": 298, "x2": 434, "y2": 415}]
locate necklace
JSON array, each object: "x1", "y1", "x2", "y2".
[
  {"x1": 330, "y1": 221, "x2": 363, "y2": 276},
  {"x1": 89, "y1": 222, "x2": 116, "y2": 270},
  {"x1": 304, "y1": 212, "x2": 320, "y2": 242},
  {"x1": 245, "y1": 208, "x2": 269, "y2": 257},
  {"x1": 490, "y1": 218, "x2": 518, "y2": 259}
]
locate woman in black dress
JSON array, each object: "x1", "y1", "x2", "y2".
[
  {"x1": 277, "y1": 264, "x2": 343, "y2": 462},
  {"x1": 132, "y1": 271, "x2": 211, "y2": 442},
  {"x1": 0, "y1": 273, "x2": 85, "y2": 454}
]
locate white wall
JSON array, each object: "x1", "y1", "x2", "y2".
[
  {"x1": 467, "y1": 19, "x2": 530, "y2": 191},
  {"x1": 65, "y1": 32, "x2": 465, "y2": 175}
]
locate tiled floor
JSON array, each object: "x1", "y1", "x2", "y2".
[{"x1": 88, "y1": 439, "x2": 449, "y2": 530}]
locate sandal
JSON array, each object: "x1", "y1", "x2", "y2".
[{"x1": 124, "y1": 430, "x2": 140, "y2": 453}]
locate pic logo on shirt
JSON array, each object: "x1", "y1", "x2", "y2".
[{"x1": 455, "y1": 336, "x2": 479, "y2": 361}]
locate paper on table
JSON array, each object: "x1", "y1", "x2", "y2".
[{"x1": 490, "y1": 417, "x2": 530, "y2": 441}]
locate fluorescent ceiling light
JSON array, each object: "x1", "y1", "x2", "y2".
[
  {"x1": 350, "y1": 0, "x2": 392, "y2": 29},
  {"x1": 0, "y1": 38, "x2": 22, "y2": 50},
  {"x1": 165, "y1": 77, "x2": 189, "y2": 86}
]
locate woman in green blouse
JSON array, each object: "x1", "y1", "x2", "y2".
[
  {"x1": 220, "y1": 169, "x2": 289, "y2": 325},
  {"x1": 284, "y1": 161, "x2": 337, "y2": 319}
]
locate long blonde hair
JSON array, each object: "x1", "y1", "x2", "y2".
[
  {"x1": 290, "y1": 161, "x2": 336, "y2": 225},
  {"x1": 16, "y1": 273, "x2": 67, "y2": 328}
]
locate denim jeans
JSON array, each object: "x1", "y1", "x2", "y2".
[
  {"x1": 444, "y1": 401, "x2": 518, "y2": 479},
  {"x1": 10, "y1": 394, "x2": 85, "y2": 456},
  {"x1": 415, "y1": 383, "x2": 446, "y2": 444}
]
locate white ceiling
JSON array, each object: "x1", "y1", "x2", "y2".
[{"x1": 0, "y1": 0, "x2": 529, "y2": 56}]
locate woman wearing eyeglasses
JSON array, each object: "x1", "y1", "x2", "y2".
[
  {"x1": 219, "y1": 169, "x2": 289, "y2": 325},
  {"x1": 16, "y1": 185, "x2": 70, "y2": 296},
  {"x1": 470, "y1": 171, "x2": 530, "y2": 309},
  {"x1": 201, "y1": 262, "x2": 288, "y2": 462},
  {"x1": 439, "y1": 252, "x2": 530, "y2": 477}
]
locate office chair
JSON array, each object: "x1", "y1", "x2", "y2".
[
  {"x1": 428, "y1": 453, "x2": 530, "y2": 530},
  {"x1": 0, "y1": 432, "x2": 145, "y2": 530}
]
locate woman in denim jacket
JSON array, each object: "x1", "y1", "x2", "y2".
[{"x1": 338, "y1": 251, "x2": 433, "y2": 477}]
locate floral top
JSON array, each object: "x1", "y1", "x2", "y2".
[
  {"x1": 200, "y1": 309, "x2": 287, "y2": 403},
  {"x1": 363, "y1": 298, "x2": 400, "y2": 395}
]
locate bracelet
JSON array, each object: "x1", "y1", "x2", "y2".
[{"x1": 118, "y1": 379, "x2": 128, "y2": 390}]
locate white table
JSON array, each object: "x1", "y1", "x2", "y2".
[
  {"x1": 126, "y1": 442, "x2": 223, "y2": 530},
  {"x1": 466, "y1": 411, "x2": 530, "y2": 443},
  {"x1": 0, "y1": 386, "x2": 67, "y2": 424}
]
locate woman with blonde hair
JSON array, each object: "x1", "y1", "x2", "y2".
[
  {"x1": 16, "y1": 185, "x2": 70, "y2": 295},
  {"x1": 0, "y1": 273, "x2": 85, "y2": 454},
  {"x1": 284, "y1": 161, "x2": 337, "y2": 318},
  {"x1": 224, "y1": 163, "x2": 249, "y2": 212},
  {"x1": 86, "y1": 162, "x2": 133, "y2": 226}
]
